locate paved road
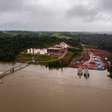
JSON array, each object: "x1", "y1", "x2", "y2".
[{"x1": 84, "y1": 52, "x2": 94, "y2": 65}]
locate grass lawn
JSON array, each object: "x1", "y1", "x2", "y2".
[
  {"x1": 16, "y1": 54, "x2": 32, "y2": 63},
  {"x1": 16, "y1": 53, "x2": 57, "y2": 63},
  {"x1": 35, "y1": 54, "x2": 57, "y2": 62}
]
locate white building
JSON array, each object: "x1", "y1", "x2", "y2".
[
  {"x1": 55, "y1": 42, "x2": 69, "y2": 49},
  {"x1": 27, "y1": 42, "x2": 69, "y2": 55},
  {"x1": 27, "y1": 48, "x2": 47, "y2": 55},
  {"x1": 60, "y1": 42, "x2": 69, "y2": 48}
]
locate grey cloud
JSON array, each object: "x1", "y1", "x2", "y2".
[
  {"x1": 0, "y1": 0, "x2": 23, "y2": 12},
  {"x1": 66, "y1": 0, "x2": 112, "y2": 22},
  {"x1": 100, "y1": 0, "x2": 112, "y2": 11},
  {"x1": 67, "y1": 5, "x2": 98, "y2": 21},
  {"x1": 0, "y1": 0, "x2": 112, "y2": 32}
]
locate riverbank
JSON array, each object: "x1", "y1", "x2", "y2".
[
  {"x1": 107, "y1": 55, "x2": 112, "y2": 78},
  {"x1": 16, "y1": 47, "x2": 82, "y2": 69}
]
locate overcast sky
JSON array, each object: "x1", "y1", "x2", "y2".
[{"x1": 0, "y1": 0, "x2": 112, "y2": 32}]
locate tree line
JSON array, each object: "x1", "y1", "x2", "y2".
[
  {"x1": 0, "y1": 31, "x2": 81, "y2": 62},
  {"x1": 0, "y1": 32, "x2": 60, "y2": 61}
]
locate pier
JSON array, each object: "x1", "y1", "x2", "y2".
[{"x1": 0, "y1": 61, "x2": 32, "y2": 79}]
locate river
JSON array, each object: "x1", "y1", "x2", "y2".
[{"x1": 0, "y1": 63, "x2": 112, "y2": 112}]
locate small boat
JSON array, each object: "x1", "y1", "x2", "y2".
[
  {"x1": 83, "y1": 68, "x2": 90, "y2": 79},
  {"x1": 77, "y1": 67, "x2": 83, "y2": 76}
]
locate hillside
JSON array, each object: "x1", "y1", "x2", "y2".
[{"x1": 0, "y1": 31, "x2": 112, "y2": 62}]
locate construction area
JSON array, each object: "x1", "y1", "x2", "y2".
[{"x1": 70, "y1": 48, "x2": 110, "y2": 70}]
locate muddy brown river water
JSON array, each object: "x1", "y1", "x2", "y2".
[{"x1": 0, "y1": 63, "x2": 112, "y2": 112}]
